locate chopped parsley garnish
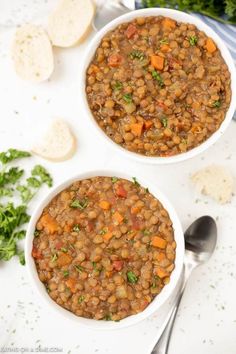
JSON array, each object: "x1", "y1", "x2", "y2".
[
  {"x1": 60, "y1": 247, "x2": 68, "y2": 253},
  {"x1": 31, "y1": 165, "x2": 53, "y2": 187},
  {"x1": 161, "y1": 116, "x2": 168, "y2": 128},
  {"x1": 99, "y1": 229, "x2": 107, "y2": 235},
  {"x1": 103, "y1": 314, "x2": 112, "y2": 321},
  {"x1": 72, "y1": 224, "x2": 81, "y2": 232},
  {"x1": 34, "y1": 229, "x2": 40, "y2": 237},
  {"x1": 78, "y1": 295, "x2": 85, "y2": 304},
  {"x1": 145, "y1": 187, "x2": 149, "y2": 193},
  {"x1": 132, "y1": 177, "x2": 140, "y2": 187},
  {"x1": 113, "y1": 81, "x2": 123, "y2": 91},
  {"x1": 142, "y1": 229, "x2": 151, "y2": 236},
  {"x1": 123, "y1": 93, "x2": 133, "y2": 103},
  {"x1": 129, "y1": 50, "x2": 145, "y2": 60},
  {"x1": 111, "y1": 176, "x2": 118, "y2": 183},
  {"x1": 63, "y1": 270, "x2": 69, "y2": 277},
  {"x1": 160, "y1": 38, "x2": 169, "y2": 44},
  {"x1": 75, "y1": 265, "x2": 84, "y2": 273},
  {"x1": 152, "y1": 70, "x2": 164, "y2": 87},
  {"x1": 189, "y1": 35, "x2": 198, "y2": 46},
  {"x1": 212, "y1": 100, "x2": 221, "y2": 108},
  {"x1": 127, "y1": 271, "x2": 138, "y2": 284},
  {"x1": 51, "y1": 254, "x2": 58, "y2": 262},
  {"x1": 0, "y1": 149, "x2": 30, "y2": 165},
  {"x1": 70, "y1": 198, "x2": 88, "y2": 210},
  {"x1": 0, "y1": 149, "x2": 53, "y2": 265}
]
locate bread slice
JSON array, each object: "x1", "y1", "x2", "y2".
[
  {"x1": 32, "y1": 120, "x2": 76, "y2": 162},
  {"x1": 12, "y1": 24, "x2": 54, "y2": 83},
  {"x1": 47, "y1": 0, "x2": 95, "y2": 48},
  {"x1": 191, "y1": 165, "x2": 234, "y2": 204}
]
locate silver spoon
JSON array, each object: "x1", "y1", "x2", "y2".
[
  {"x1": 151, "y1": 216, "x2": 217, "y2": 354},
  {"x1": 93, "y1": 0, "x2": 136, "y2": 31}
]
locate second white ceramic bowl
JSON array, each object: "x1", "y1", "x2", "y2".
[
  {"x1": 81, "y1": 8, "x2": 236, "y2": 164},
  {"x1": 25, "y1": 169, "x2": 184, "y2": 330}
]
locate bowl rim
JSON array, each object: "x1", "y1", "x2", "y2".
[
  {"x1": 25, "y1": 169, "x2": 184, "y2": 330},
  {"x1": 81, "y1": 7, "x2": 236, "y2": 165}
]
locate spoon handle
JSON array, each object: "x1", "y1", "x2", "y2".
[{"x1": 151, "y1": 264, "x2": 194, "y2": 354}]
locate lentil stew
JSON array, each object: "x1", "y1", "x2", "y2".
[
  {"x1": 32, "y1": 176, "x2": 176, "y2": 321},
  {"x1": 86, "y1": 16, "x2": 231, "y2": 157}
]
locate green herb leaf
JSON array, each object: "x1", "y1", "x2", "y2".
[
  {"x1": 111, "y1": 176, "x2": 118, "y2": 183},
  {"x1": 129, "y1": 50, "x2": 145, "y2": 60},
  {"x1": 31, "y1": 165, "x2": 53, "y2": 187},
  {"x1": 212, "y1": 100, "x2": 221, "y2": 108},
  {"x1": 63, "y1": 270, "x2": 69, "y2": 277},
  {"x1": 132, "y1": 177, "x2": 140, "y2": 187},
  {"x1": 161, "y1": 116, "x2": 168, "y2": 128},
  {"x1": 17, "y1": 185, "x2": 35, "y2": 203},
  {"x1": 61, "y1": 247, "x2": 68, "y2": 253},
  {"x1": 123, "y1": 93, "x2": 133, "y2": 103},
  {"x1": 0, "y1": 149, "x2": 31, "y2": 165},
  {"x1": 0, "y1": 188, "x2": 13, "y2": 198},
  {"x1": 189, "y1": 35, "x2": 198, "y2": 46},
  {"x1": 99, "y1": 229, "x2": 107, "y2": 235},
  {"x1": 72, "y1": 224, "x2": 81, "y2": 232},
  {"x1": 142, "y1": 229, "x2": 151, "y2": 236},
  {"x1": 27, "y1": 177, "x2": 42, "y2": 188},
  {"x1": 18, "y1": 250, "x2": 25, "y2": 265},
  {"x1": 127, "y1": 271, "x2": 138, "y2": 284},
  {"x1": 34, "y1": 229, "x2": 40, "y2": 237},
  {"x1": 113, "y1": 81, "x2": 123, "y2": 91},
  {"x1": 78, "y1": 295, "x2": 85, "y2": 304},
  {"x1": 160, "y1": 38, "x2": 169, "y2": 44},
  {"x1": 103, "y1": 314, "x2": 112, "y2": 321},
  {"x1": 152, "y1": 70, "x2": 164, "y2": 87},
  {"x1": 51, "y1": 254, "x2": 58, "y2": 262},
  {"x1": 145, "y1": 187, "x2": 149, "y2": 193},
  {"x1": 75, "y1": 265, "x2": 84, "y2": 273},
  {"x1": 70, "y1": 199, "x2": 88, "y2": 210},
  {"x1": 0, "y1": 167, "x2": 24, "y2": 188}
]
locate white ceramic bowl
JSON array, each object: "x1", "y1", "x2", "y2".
[
  {"x1": 25, "y1": 169, "x2": 184, "y2": 330},
  {"x1": 81, "y1": 8, "x2": 236, "y2": 164}
]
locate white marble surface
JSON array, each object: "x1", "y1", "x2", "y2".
[{"x1": 0, "y1": 2, "x2": 236, "y2": 354}]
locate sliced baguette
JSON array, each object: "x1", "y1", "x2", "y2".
[
  {"x1": 12, "y1": 24, "x2": 54, "y2": 83},
  {"x1": 47, "y1": 0, "x2": 95, "y2": 48},
  {"x1": 32, "y1": 120, "x2": 76, "y2": 162},
  {"x1": 191, "y1": 165, "x2": 234, "y2": 204}
]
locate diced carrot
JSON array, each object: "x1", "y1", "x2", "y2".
[
  {"x1": 130, "y1": 122, "x2": 144, "y2": 137},
  {"x1": 125, "y1": 24, "x2": 137, "y2": 39},
  {"x1": 103, "y1": 232, "x2": 114, "y2": 242},
  {"x1": 115, "y1": 184, "x2": 127, "y2": 198},
  {"x1": 160, "y1": 44, "x2": 171, "y2": 53},
  {"x1": 57, "y1": 253, "x2": 72, "y2": 267},
  {"x1": 65, "y1": 278, "x2": 77, "y2": 293},
  {"x1": 205, "y1": 38, "x2": 216, "y2": 53},
  {"x1": 113, "y1": 260, "x2": 124, "y2": 271},
  {"x1": 156, "y1": 267, "x2": 169, "y2": 278},
  {"x1": 40, "y1": 213, "x2": 58, "y2": 234},
  {"x1": 32, "y1": 246, "x2": 42, "y2": 259},
  {"x1": 99, "y1": 200, "x2": 111, "y2": 210},
  {"x1": 155, "y1": 252, "x2": 166, "y2": 262},
  {"x1": 131, "y1": 206, "x2": 141, "y2": 215},
  {"x1": 108, "y1": 54, "x2": 123, "y2": 67},
  {"x1": 113, "y1": 211, "x2": 124, "y2": 224},
  {"x1": 151, "y1": 236, "x2": 167, "y2": 249},
  {"x1": 64, "y1": 224, "x2": 71, "y2": 233},
  {"x1": 162, "y1": 18, "x2": 176, "y2": 30},
  {"x1": 150, "y1": 55, "x2": 165, "y2": 71},
  {"x1": 144, "y1": 120, "x2": 153, "y2": 130}
]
